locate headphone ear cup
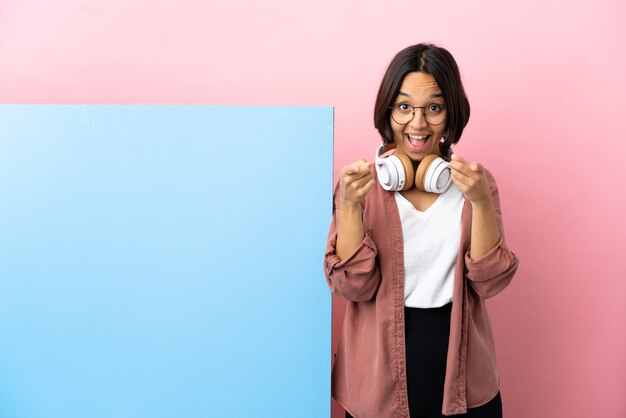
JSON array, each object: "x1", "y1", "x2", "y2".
[
  {"x1": 375, "y1": 144, "x2": 418, "y2": 191},
  {"x1": 376, "y1": 155, "x2": 403, "y2": 191},
  {"x1": 382, "y1": 155, "x2": 410, "y2": 191},
  {"x1": 394, "y1": 153, "x2": 415, "y2": 190},
  {"x1": 414, "y1": 154, "x2": 452, "y2": 193},
  {"x1": 376, "y1": 143, "x2": 415, "y2": 191},
  {"x1": 414, "y1": 154, "x2": 438, "y2": 192},
  {"x1": 425, "y1": 158, "x2": 452, "y2": 193}
]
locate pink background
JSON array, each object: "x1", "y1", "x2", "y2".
[{"x1": 1, "y1": 1, "x2": 625, "y2": 417}]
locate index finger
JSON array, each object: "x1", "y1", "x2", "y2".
[
  {"x1": 451, "y1": 153, "x2": 468, "y2": 164},
  {"x1": 451, "y1": 154, "x2": 482, "y2": 173},
  {"x1": 342, "y1": 160, "x2": 371, "y2": 176}
]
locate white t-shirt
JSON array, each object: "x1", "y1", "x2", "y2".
[{"x1": 394, "y1": 183, "x2": 465, "y2": 308}]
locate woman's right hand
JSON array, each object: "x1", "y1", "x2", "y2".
[
  {"x1": 336, "y1": 160, "x2": 374, "y2": 260},
  {"x1": 339, "y1": 160, "x2": 375, "y2": 207}
]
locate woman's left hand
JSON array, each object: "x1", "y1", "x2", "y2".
[{"x1": 449, "y1": 154, "x2": 492, "y2": 205}]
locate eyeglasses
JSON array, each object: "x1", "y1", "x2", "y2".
[{"x1": 389, "y1": 103, "x2": 447, "y2": 126}]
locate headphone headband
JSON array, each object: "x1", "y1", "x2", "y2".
[{"x1": 375, "y1": 143, "x2": 395, "y2": 162}]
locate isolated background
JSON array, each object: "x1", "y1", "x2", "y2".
[{"x1": 1, "y1": 1, "x2": 625, "y2": 417}]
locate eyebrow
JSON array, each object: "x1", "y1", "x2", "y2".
[{"x1": 397, "y1": 91, "x2": 444, "y2": 99}]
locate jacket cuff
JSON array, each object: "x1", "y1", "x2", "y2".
[
  {"x1": 325, "y1": 230, "x2": 377, "y2": 274},
  {"x1": 465, "y1": 238, "x2": 516, "y2": 282}
]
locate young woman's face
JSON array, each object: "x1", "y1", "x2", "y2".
[{"x1": 390, "y1": 71, "x2": 447, "y2": 162}]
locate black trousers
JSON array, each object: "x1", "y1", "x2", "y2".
[{"x1": 346, "y1": 303, "x2": 502, "y2": 418}]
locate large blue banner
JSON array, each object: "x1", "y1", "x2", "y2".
[{"x1": 0, "y1": 105, "x2": 333, "y2": 418}]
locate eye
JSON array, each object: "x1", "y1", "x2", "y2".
[
  {"x1": 427, "y1": 104, "x2": 444, "y2": 113},
  {"x1": 397, "y1": 103, "x2": 412, "y2": 112}
]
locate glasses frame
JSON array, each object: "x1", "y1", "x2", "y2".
[{"x1": 388, "y1": 103, "x2": 447, "y2": 126}]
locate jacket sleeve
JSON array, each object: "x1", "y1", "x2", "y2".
[
  {"x1": 464, "y1": 170, "x2": 520, "y2": 299},
  {"x1": 323, "y1": 182, "x2": 381, "y2": 303}
]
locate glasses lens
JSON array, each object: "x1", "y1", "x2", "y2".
[
  {"x1": 425, "y1": 110, "x2": 446, "y2": 126},
  {"x1": 391, "y1": 107, "x2": 412, "y2": 125}
]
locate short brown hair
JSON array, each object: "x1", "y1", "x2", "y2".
[{"x1": 373, "y1": 43, "x2": 470, "y2": 157}]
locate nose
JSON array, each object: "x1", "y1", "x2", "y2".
[{"x1": 408, "y1": 108, "x2": 428, "y2": 129}]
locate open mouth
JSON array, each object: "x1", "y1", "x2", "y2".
[
  {"x1": 407, "y1": 134, "x2": 429, "y2": 145},
  {"x1": 405, "y1": 134, "x2": 430, "y2": 152}
]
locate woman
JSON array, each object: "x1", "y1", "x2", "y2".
[{"x1": 324, "y1": 43, "x2": 519, "y2": 418}]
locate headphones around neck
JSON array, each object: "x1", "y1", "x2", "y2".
[{"x1": 375, "y1": 143, "x2": 452, "y2": 193}]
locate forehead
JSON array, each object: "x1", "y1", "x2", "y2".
[{"x1": 398, "y1": 72, "x2": 441, "y2": 98}]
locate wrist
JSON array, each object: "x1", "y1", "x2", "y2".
[
  {"x1": 470, "y1": 195, "x2": 494, "y2": 211},
  {"x1": 340, "y1": 199, "x2": 362, "y2": 211}
]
